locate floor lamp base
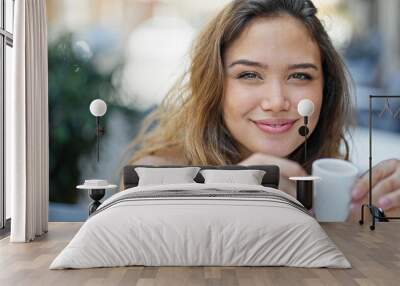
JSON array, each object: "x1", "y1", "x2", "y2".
[{"x1": 359, "y1": 204, "x2": 395, "y2": 230}]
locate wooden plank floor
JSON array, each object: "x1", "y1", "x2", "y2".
[{"x1": 0, "y1": 222, "x2": 399, "y2": 286}]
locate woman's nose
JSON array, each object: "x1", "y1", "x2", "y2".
[{"x1": 259, "y1": 80, "x2": 290, "y2": 112}]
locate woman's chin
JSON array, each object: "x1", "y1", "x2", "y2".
[
  {"x1": 249, "y1": 137, "x2": 297, "y2": 157},
  {"x1": 253, "y1": 145, "x2": 293, "y2": 158}
]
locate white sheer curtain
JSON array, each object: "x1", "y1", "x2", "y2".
[{"x1": 6, "y1": 0, "x2": 49, "y2": 242}]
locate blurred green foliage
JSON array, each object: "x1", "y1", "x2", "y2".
[
  {"x1": 48, "y1": 32, "x2": 152, "y2": 204},
  {"x1": 48, "y1": 33, "x2": 115, "y2": 203}
]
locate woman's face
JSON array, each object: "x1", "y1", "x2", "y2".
[{"x1": 223, "y1": 15, "x2": 323, "y2": 158}]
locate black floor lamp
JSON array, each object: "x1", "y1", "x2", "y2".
[{"x1": 359, "y1": 95, "x2": 400, "y2": 230}]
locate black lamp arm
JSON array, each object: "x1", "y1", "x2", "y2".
[
  {"x1": 96, "y1": 117, "x2": 105, "y2": 136},
  {"x1": 95, "y1": 117, "x2": 105, "y2": 162},
  {"x1": 298, "y1": 116, "x2": 310, "y2": 165}
]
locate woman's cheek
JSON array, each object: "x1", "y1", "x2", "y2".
[{"x1": 224, "y1": 87, "x2": 259, "y2": 120}]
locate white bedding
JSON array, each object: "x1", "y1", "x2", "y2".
[{"x1": 50, "y1": 183, "x2": 351, "y2": 269}]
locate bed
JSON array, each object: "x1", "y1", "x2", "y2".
[{"x1": 49, "y1": 165, "x2": 350, "y2": 269}]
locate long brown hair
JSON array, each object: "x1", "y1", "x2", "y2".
[{"x1": 124, "y1": 0, "x2": 355, "y2": 172}]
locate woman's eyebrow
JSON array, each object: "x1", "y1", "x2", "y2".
[
  {"x1": 227, "y1": 60, "x2": 318, "y2": 71},
  {"x1": 288, "y1": 63, "x2": 318, "y2": 70},
  {"x1": 227, "y1": 59, "x2": 267, "y2": 69}
]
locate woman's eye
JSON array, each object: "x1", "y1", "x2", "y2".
[
  {"x1": 237, "y1": 72, "x2": 262, "y2": 80},
  {"x1": 289, "y1": 73, "x2": 312, "y2": 81}
]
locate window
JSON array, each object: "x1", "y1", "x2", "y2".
[{"x1": 0, "y1": 0, "x2": 14, "y2": 233}]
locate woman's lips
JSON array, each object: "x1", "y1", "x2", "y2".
[{"x1": 252, "y1": 119, "x2": 298, "y2": 134}]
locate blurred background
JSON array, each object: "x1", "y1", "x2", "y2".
[{"x1": 45, "y1": 0, "x2": 400, "y2": 221}]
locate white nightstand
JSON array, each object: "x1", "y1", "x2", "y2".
[
  {"x1": 77, "y1": 180, "x2": 117, "y2": 215},
  {"x1": 289, "y1": 176, "x2": 321, "y2": 210}
]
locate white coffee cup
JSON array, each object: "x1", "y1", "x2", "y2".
[{"x1": 312, "y1": 158, "x2": 359, "y2": 222}]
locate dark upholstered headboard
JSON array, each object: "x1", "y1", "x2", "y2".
[{"x1": 123, "y1": 165, "x2": 280, "y2": 190}]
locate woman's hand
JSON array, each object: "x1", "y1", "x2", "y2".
[
  {"x1": 349, "y1": 159, "x2": 400, "y2": 221},
  {"x1": 238, "y1": 153, "x2": 307, "y2": 198}
]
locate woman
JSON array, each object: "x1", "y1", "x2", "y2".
[{"x1": 125, "y1": 0, "x2": 400, "y2": 220}]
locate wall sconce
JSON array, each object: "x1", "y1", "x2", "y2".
[
  {"x1": 297, "y1": 99, "x2": 315, "y2": 164},
  {"x1": 89, "y1": 99, "x2": 107, "y2": 162}
]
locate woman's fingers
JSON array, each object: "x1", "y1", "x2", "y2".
[
  {"x1": 237, "y1": 153, "x2": 303, "y2": 199},
  {"x1": 271, "y1": 157, "x2": 307, "y2": 178},
  {"x1": 352, "y1": 170, "x2": 400, "y2": 206},
  {"x1": 377, "y1": 188, "x2": 400, "y2": 210},
  {"x1": 371, "y1": 170, "x2": 400, "y2": 210},
  {"x1": 238, "y1": 153, "x2": 307, "y2": 178},
  {"x1": 348, "y1": 159, "x2": 400, "y2": 221},
  {"x1": 351, "y1": 159, "x2": 399, "y2": 201}
]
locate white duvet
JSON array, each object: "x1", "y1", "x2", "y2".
[{"x1": 50, "y1": 183, "x2": 351, "y2": 269}]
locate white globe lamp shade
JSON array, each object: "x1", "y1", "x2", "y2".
[
  {"x1": 90, "y1": 99, "x2": 107, "y2": 117},
  {"x1": 297, "y1": 99, "x2": 314, "y2": 117}
]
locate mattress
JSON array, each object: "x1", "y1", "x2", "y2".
[{"x1": 50, "y1": 183, "x2": 351, "y2": 269}]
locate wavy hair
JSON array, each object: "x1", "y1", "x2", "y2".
[{"x1": 124, "y1": 0, "x2": 354, "y2": 172}]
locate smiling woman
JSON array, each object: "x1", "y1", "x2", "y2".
[
  {"x1": 126, "y1": 0, "x2": 352, "y2": 172},
  {"x1": 124, "y1": 0, "x2": 400, "y2": 220}
]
